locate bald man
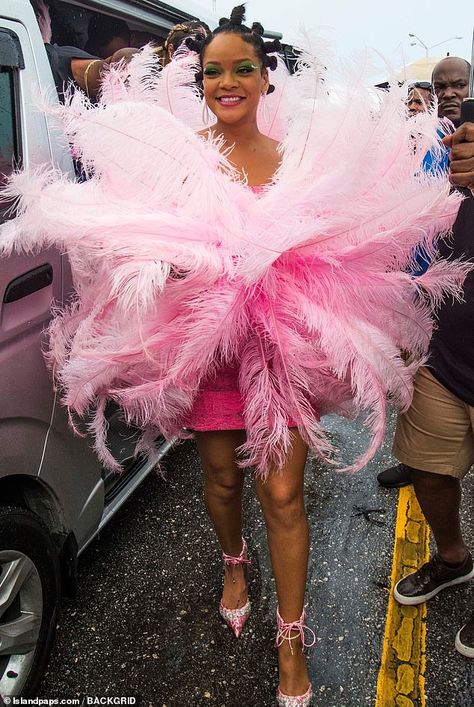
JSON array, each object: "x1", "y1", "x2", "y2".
[{"x1": 433, "y1": 56, "x2": 471, "y2": 125}]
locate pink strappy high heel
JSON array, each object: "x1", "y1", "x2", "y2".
[
  {"x1": 275, "y1": 607, "x2": 316, "y2": 706},
  {"x1": 218, "y1": 538, "x2": 251, "y2": 638}
]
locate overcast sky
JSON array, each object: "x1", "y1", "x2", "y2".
[{"x1": 190, "y1": 0, "x2": 472, "y2": 80}]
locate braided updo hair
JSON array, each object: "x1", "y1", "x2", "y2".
[
  {"x1": 164, "y1": 21, "x2": 210, "y2": 52},
  {"x1": 188, "y1": 5, "x2": 281, "y2": 94}
]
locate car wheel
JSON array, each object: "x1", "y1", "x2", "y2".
[{"x1": 0, "y1": 506, "x2": 60, "y2": 697}]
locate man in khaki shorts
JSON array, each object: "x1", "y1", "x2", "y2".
[
  {"x1": 378, "y1": 57, "x2": 472, "y2": 489},
  {"x1": 390, "y1": 114, "x2": 474, "y2": 657}
]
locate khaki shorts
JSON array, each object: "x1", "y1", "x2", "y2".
[{"x1": 393, "y1": 366, "x2": 474, "y2": 478}]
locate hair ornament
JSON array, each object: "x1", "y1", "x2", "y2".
[{"x1": 164, "y1": 23, "x2": 190, "y2": 49}]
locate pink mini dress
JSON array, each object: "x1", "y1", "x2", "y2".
[
  {"x1": 186, "y1": 184, "x2": 297, "y2": 432},
  {"x1": 186, "y1": 365, "x2": 249, "y2": 431}
]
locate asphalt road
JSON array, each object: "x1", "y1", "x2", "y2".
[{"x1": 38, "y1": 411, "x2": 474, "y2": 707}]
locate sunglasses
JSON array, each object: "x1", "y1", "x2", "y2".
[{"x1": 408, "y1": 81, "x2": 432, "y2": 91}]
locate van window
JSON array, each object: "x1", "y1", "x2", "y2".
[
  {"x1": 0, "y1": 67, "x2": 19, "y2": 185},
  {"x1": 50, "y1": 1, "x2": 164, "y2": 57}
]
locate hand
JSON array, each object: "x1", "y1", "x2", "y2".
[
  {"x1": 442, "y1": 122, "x2": 474, "y2": 193},
  {"x1": 105, "y1": 47, "x2": 139, "y2": 65}
]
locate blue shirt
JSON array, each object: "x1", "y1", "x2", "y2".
[{"x1": 412, "y1": 128, "x2": 449, "y2": 275}]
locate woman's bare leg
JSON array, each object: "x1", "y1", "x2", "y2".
[
  {"x1": 255, "y1": 429, "x2": 310, "y2": 696},
  {"x1": 195, "y1": 429, "x2": 248, "y2": 609}
]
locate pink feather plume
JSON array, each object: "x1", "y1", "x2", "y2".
[{"x1": 0, "y1": 39, "x2": 469, "y2": 474}]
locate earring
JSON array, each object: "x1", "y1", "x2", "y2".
[
  {"x1": 260, "y1": 91, "x2": 270, "y2": 126},
  {"x1": 201, "y1": 100, "x2": 212, "y2": 126}
]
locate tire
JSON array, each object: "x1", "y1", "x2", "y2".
[{"x1": 0, "y1": 506, "x2": 61, "y2": 697}]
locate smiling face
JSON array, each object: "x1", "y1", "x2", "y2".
[
  {"x1": 202, "y1": 33, "x2": 269, "y2": 126},
  {"x1": 432, "y1": 58, "x2": 470, "y2": 122}
]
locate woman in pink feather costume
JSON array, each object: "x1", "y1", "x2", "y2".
[{"x1": 0, "y1": 5, "x2": 469, "y2": 704}]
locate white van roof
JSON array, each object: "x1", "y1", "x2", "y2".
[
  {"x1": 6, "y1": 0, "x2": 217, "y2": 33},
  {"x1": 158, "y1": 0, "x2": 216, "y2": 27},
  {"x1": 80, "y1": 0, "x2": 217, "y2": 30}
]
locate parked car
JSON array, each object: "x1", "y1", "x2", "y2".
[{"x1": 0, "y1": 0, "x2": 218, "y2": 697}]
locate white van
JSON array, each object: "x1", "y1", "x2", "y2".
[{"x1": 0, "y1": 0, "x2": 216, "y2": 697}]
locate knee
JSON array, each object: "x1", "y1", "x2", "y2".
[
  {"x1": 204, "y1": 465, "x2": 244, "y2": 504},
  {"x1": 259, "y1": 484, "x2": 306, "y2": 529}
]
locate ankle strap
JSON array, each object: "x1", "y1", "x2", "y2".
[
  {"x1": 275, "y1": 607, "x2": 316, "y2": 653},
  {"x1": 222, "y1": 537, "x2": 251, "y2": 566}
]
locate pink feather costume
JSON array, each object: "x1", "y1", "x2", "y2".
[{"x1": 0, "y1": 45, "x2": 468, "y2": 475}]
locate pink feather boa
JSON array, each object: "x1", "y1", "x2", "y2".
[{"x1": 0, "y1": 44, "x2": 468, "y2": 474}]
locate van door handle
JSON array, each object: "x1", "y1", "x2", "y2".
[{"x1": 3, "y1": 264, "x2": 53, "y2": 303}]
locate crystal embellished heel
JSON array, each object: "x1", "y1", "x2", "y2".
[
  {"x1": 218, "y1": 537, "x2": 251, "y2": 638},
  {"x1": 276, "y1": 684, "x2": 313, "y2": 707},
  {"x1": 275, "y1": 607, "x2": 315, "y2": 706}
]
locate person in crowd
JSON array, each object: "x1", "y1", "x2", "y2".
[
  {"x1": 130, "y1": 30, "x2": 159, "y2": 47},
  {"x1": 158, "y1": 20, "x2": 210, "y2": 65},
  {"x1": 389, "y1": 121, "x2": 474, "y2": 659},
  {"x1": 185, "y1": 12, "x2": 315, "y2": 704},
  {"x1": 405, "y1": 80, "x2": 446, "y2": 274},
  {"x1": 379, "y1": 100, "x2": 474, "y2": 654},
  {"x1": 84, "y1": 14, "x2": 132, "y2": 59},
  {"x1": 32, "y1": 0, "x2": 135, "y2": 101},
  {"x1": 378, "y1": 56, "x2": 471, "y2": 489},
  {"x1": 433, "y1": 56, "x2": 472, "y2": 126},
  {"x1": 406, "y1": 80, "x2": 433, "y2": 116}
]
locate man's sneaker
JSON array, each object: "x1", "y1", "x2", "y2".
[
  {"x1": 455, "y1": 613, "x2": 474, "y2": 658},
  {"x1": 377, "y1": 463, "x2": 412, "y2": 489},
  {"x1": 394, "y1": 552, "x2": 474, "y2": 605}
]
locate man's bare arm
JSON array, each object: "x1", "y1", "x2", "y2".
[
  {"x1": 70, "y1": 58, "x2": 104, "y2": 99},
  {"x1": 71, "y1": 49, "x2": 139, "y2": 100}
]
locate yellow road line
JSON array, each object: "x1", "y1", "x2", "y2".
[{"x1": 376, "y1": 486, "x2": 430, "y2": 707}]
